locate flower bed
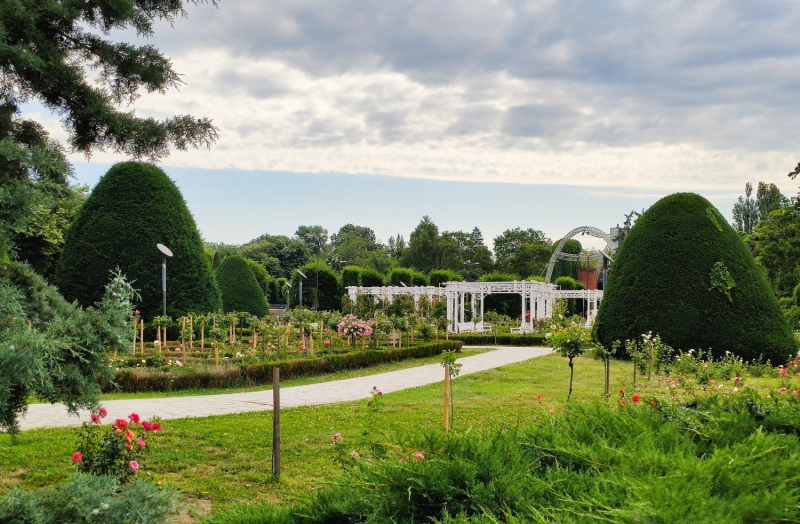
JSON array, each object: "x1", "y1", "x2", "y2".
[{"x1": 107, "y1": 341, "x2": 463, "y2": 393}]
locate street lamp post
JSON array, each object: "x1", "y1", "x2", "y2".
[
  {"x1": 296, "y1": 269, "x2": 307, "y2": 312},
  {"x1": 304, "y1": 233, "x2": 328, "y2": 312},
  {"x1": 157, "y1": 244, "x2": 173, "y2": 317},
  {"x1": 285, "y1": 282, "x2": 292, "y2": 312}
]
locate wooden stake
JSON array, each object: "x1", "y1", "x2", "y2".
[
  {"x1": 444, "y1": 365, "x2": 451, "y2": 432},
  {"x1": 446, "y1": 326, "x2": 449, "y2": 340},
  {"x1": 215, "y1": 341, "x2": 219, "y2": 365},
  {"x1": 309, "y1": 332, "x2": 314, "y2": 354},
  {"x1": 189, "y1": 316, "x2": 194, "y2": 349},
  {"x1": 201, "y1": 320, "x2": 205, "y2": 351},
  {"x1": 273, "y1": 367, "x2": 281, "y2": 479},
  {"x1": 181, "y1": 317, "x2": 186, "y2": 352},
  {"x1": 139, "y1": 318, "x2": 144, "y2": 355},
  {"x1": 132, "y1": 317, "x2": 137, "y2": 352}
]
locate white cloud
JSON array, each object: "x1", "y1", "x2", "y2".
[{"x1": 46, "y1": 0, "x2": 800, "y2": 192}]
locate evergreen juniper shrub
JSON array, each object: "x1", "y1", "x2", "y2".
[
  {"x1": 595, "y1": 192, "x2": 795, "y2": 363},
  {"x1": 215, "y1": 256, "x2": 269, "y2": 317},
  {"x1": 360, "y1": 268, "x2": 386, "y2": 287},
  {"x1": 55, "y1": 162, "x2": 221, "y2": 320}
]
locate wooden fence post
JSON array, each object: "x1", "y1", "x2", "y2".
[
  {"x1": 140, "y1": 318, "x2": 144, "y2": 355},
  {"x1": 273, "y1": 367, "x2": 281, "y2": 479},
  {"x1": 444, "y1": 365, "x2": 451, "y2": 432},
  {"x1": 201, "y1": 319, "x2": 205, "y2": 351},
  {"x1": 132, "y1": 317, "x2": 137, "y2": 353}
]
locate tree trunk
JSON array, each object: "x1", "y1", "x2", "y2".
[{"x1": 568, "y1": 357, "x2": 575, "y2": 401}]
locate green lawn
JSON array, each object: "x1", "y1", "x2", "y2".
[{"x1": 0, "y1": 352, "x2": 790, "y2": 520}]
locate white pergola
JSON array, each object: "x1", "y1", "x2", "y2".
[{"x1": 346, "y1": 281, "x2": 603, "y2": 333}]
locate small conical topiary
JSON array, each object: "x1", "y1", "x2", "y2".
[
  {"x1": 216, "y1": 255, "x2": 269, "y2": 316},
  {"x1": 55, "y1": 162, "x2": 221, "y2": 320},
  {"x1": 595, "y1": 193, "x2": 795, "y2": 363}
]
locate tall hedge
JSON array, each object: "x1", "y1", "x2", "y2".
[
  {"x1": 289, "y1": 262, "x2": 341, "y2": 311},
  {"x1": 55, "y1": 162, "x2": 221, "y2": 320},
  {"x1": 361, "y1": 268, "x2": 386, "y2": 287},
  {"x1": 595, "y1": 193, "x2": 795, "y2": 363},
  {"x1": 245, "y1": 259, "x2": 272, "y2": 303},
  {"x1": 429, "y1": 270, "x2": 463, "y2": 287},
  {"x1": 342, "y1": 266, "x2": 361, "y2": 288},
  {"x1": 215, "y1": 255, "x2": 268, "y2": 316}
]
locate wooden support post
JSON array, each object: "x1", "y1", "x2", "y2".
[
  {"x1": 232, "y1": 318, "x2": 236, "y2": 344},
  {"x1": 201, "y1": 320, "x2": 205, "y2": 351},
  {"x1": 273, "y1": 367, "x2": 281, "y2": 479},
  {"x1": 139, "y1": 318, "x2": 144, "y2": 355},
  {"x1": 189, "y1": 316, "x2": 194, "y2": 349},
  {"x1": 446, "y1": 325, "x2": 449, "y2": 340},
  {"x1": 181, "y1": 317, "x2": 186, "y2": 352},
  {"x1": 215, "y1": 341, "x2": 219, "y2": 366},
  {"x1": 444, "y1": 365, "x2": 451, "y2": 432},
  {"x1": 132, "y1": 317, "x2": 137, "y2": 353},
  {"x1": 309, "y1": 332, "x2": 314, "y2": 354}
]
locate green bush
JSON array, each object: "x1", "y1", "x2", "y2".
[
  {"x1": 107, "y1": 341, "x2": 462, "y2": 393},
  {"x1": 428, "y1": 270, "x2": 463, "y2": 287},
  {"x1": 389, "y1": 268, "x2": 414, "y2": 286},
  {"x1": 215, "y1": 255, "x2": 268, "y2": 317},
  {"x1": 289, "y1": 262, "x2": 341, "y2": 311},
  {"x1": 551, "y1": 238, "x2": 582, "y2": 281},
  {"x1": 478, "y1": 272, "x2": 522, "y2": 318},
  {"x1": 207, "y1": 393, "x2": 800, "y2": 523},
  {"x1": 341, "y1": 266, "x2": 361, "y2": 288},
  {"x1": 554, "y1": 276, "x2": 585, "y2": 290},
  {"x1": 360, "y1": 268, "x2": 385, "y2": 287},
  {"x1": 0, "y1": 473, "x2": 176, "y2": 524},
  {"x1": 245, "y1": 259, "x2": 273, "y2": 303},
  {"x1": 449, "y1": 333, "x2": 547, "y2": 346},
  {"x1": 55, "y1": 162, "x2": 221, "y2": 320},
  {"x1": 595, "y1": 193, "x2": 796, "y2": 363},
  {"x1": 411, "y1": 271, "x2": 429, "y2": 286}
]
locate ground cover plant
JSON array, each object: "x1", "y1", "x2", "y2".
[{"x1": 2, "y1": 350, "x2": 797, "y2": 520}]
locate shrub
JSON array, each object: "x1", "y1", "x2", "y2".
[
  {"x1": 449, "y1": 333, "x2": 547, "y2": 346},
  {"x1": 411, "y1": 271, "x2": 429, "y2": 286},
  {"x1": 289, "y1": 262, "x2": 341, "y2": 311},
  {"x1": 245, "y1": 259, "x2": 273, "y2": 303},
  {"x1": 341, "y1": 266, "x2": 361, "y2": 288},
  {"x1": 215, "y1": 255, "x2": 269, "y2": 317},
  {"x1": 595, "y1": 193, "x2": 796, "y2": 363},
  {"x1": 551, "y1": 238, "x2": 582, "y2": 281},
  {"x1": 478, "y1": 272, "x2": 522, "y2": 318},
  {"x1": 0, "y1": 473, "x2": 176, "y2": 524},
  {"x1": 360, "y1": 268, "x2": 386, "y2": 287},
  {"x1": 55, "y1": 162, "x2": 221, "y2": 320},
  {"x1": 428, "y1": 270, "x2": 463, "y2": 287},
  {"x1": 389, "y1": 268, "x2": 414, "y2": 287},
  {"x1": 107, "y1": 341, "x2": 462, "y2": 393}
]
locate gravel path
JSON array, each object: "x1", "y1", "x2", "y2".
[{"x1": 19, "y1": 346, "x2": 552, "y2": 431}]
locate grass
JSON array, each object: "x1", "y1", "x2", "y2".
[{"x1": 1, "y1": 351, "x2": 792, "y2": 520}]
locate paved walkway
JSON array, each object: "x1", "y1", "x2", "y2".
[{"x1": 19, "y1": 346, "x2": 553, "y2": 431}]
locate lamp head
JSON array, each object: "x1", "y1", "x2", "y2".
[
  {"x1": 157, "y1": 244, "x2": 173, "y2": 257},
  {"x1": 297, "y1": 269, "x2": 307, "y2": 279}
]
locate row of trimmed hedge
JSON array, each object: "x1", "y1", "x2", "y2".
[
  {"x1": 106, "y1": 341, "x2": 463, "y2": 393},
  {"x1": 449, "y1": 333, "x2": 548, "y2": 346}
]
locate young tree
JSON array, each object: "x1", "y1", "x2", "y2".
[
  {"x1": 732, "y1": 183, "x2": 760, "y2": 234},
  {"x1": 401, "y1": 216, "x2": 441, "y2": 272}
]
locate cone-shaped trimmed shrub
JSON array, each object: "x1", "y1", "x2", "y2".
[
  {"x1": 595, "y1": 193, "x2": 795, "y2": 363},
  {"x1": 55, "y1": 162, "x2": 221, "y2": 320},
  {"x1": 216, "y1": 255, "x2": 269, "y2": 316}
]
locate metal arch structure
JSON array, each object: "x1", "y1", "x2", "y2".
[{"x1": 545, "y1": 226, "x2": 617, "y2": 283}]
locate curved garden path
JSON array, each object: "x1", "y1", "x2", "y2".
[{"x1": 19, "y1": 346, "x2": 553, "y2": 431}]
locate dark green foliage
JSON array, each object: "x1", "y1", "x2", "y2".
[
  {"x1": 289, "y1": 262, "x2": 340, "y2": 311},
  {"x1": 478, "y1": 272, "x2": 522, "y2": 318},
  {"x1": 389, "y1": 268, "x2": 414, "y2": 286},
  {"x1": 0, "y1": 1, "x2": 218, "y2": 161},
  {"x1": 55, "y1": 162, "x2": 221, "y2": 320},
  {"x1": 215, "y1": 256, "x2": 268, "y2": 317},
  {"x1": 429, "y1": 270, "x2": 463, "y2": 287},
  {"x1": 360, "y1": 268, "x2": 386, "y2": 287},
  {"x1": 1, "y1": 261, "x2": 136, "y2": 434},
  {"x1": 207, "y1": 393, "x2": 800, "y2": 524},
  {"x1": 554, "y1": 276, "x2": 585, "y2": 290},
  {"x1": 245, "y1": 259, "x2": 273, "y2": 303},
  {"x1": 108, "y1": 341, "x2": 462, "y2": 393},
  {"x1": 596, "y1": 193, "x2": 795, "y2": 363},
  {"x1": 449, "y1": 334, "x2": 547, "y2": 346},
  {"x1": 550, "y1": 238, "x2": 582, "y2": 281},
  {"x1": 239, "y1": 235, "x2": 310, "y2": 279},
  {"x1": 411, "y1": 271, "x2": 429, "y2": 286},
  {"x1": 0, "y1": 473, "x2": 176, "y2": 524},
  {"x1": 747, "y1": 206, "x2": 800, "y2": 298},
  {"x1": 273, "y1": 278, "x2": 287, "y2": 304},
  {"x1": 341, "y1": 266, "x2": 361, "y2": 288}
]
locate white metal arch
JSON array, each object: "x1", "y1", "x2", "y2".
[{"x1": 545, "y1": 226, "x2": 616, "y2": 283}]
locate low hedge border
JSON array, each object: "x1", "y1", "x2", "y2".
[
  {"x1": 106, "y1": 340, "x2": 463, "y2": 393},
  {"x1": 449, "y1": 333, "x2": 548, "y2": 346}
]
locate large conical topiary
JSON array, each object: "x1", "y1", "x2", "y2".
[
  {"x1": 595, "y1": 193, "x2": 795, "y2": 363},
  {"x1": 216, "y1": 255, "x2": 269, "y2": 316},
  {"x1": 55, "y1": 162, "x2": 221, "y2": 320}
]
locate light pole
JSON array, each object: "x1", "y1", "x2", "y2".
[
  {"x1": 304, "y1": 233, "x2": 328, "y2": 312},
  {"x1": 285, "y1": 282, "x2": 292, "y2": 312},
  {"x1": 296, "y1": 269, "x2": 307, "y2": 312},
  {"x1": 156, "y1": 244, "x2": 173, "y2": 317}
]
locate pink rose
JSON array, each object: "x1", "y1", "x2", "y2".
[
  {"x1": 90, "y1": 414, "x2": 101, "y2": 424},
  {"x1": 128, "y1": 413, "x2": 140, "y2": 424},
  {"x1": 99, "y1": 407, "x2": 107, "y2": 418},
  {"x1": 137, "y1": 438, "x2": 146, "y2": 449},
  {"x1": 129, "y1": 461, "x2": 139, "y2": 471},
  {"x1": 414, "y1": 453, "x2": 424, "y2": 461},
  {"x1": 72, "y1": 452, "x2": 83, "y2": 463}
]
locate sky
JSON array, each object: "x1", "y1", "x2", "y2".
[{"x1": 31, "y1": 0, "x2": 800, "y2": 249}]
